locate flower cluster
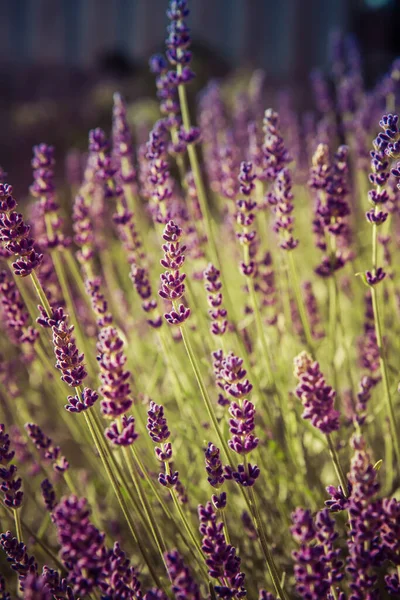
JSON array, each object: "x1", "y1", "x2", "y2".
[
  {"x1": 112, "y1": 92, "x2": 137, "y2": 190},
  {"x1": 52, "y1": 310, "x2": 87, "y2": 388},
  {"x1": 309, "y1": 143, "x2": 351, "y2": 277},
  {"x1": 30, "y1": 143, "x2": 69, "y2": 250},
  {"x1": 0, "y1": 183, "x2": 43, "y2": 277},
  {"x1": 159, "y1": 220, "x2": 190, "y2": 325},
  {"x1": 236, "y1": 161, "x2": 258, "y2": 277},
  {"x1": 260, "y1": 109, "x2": 291, "y2": 181},
  {"x1": 203, "y1": 263, "x2": 228, "y2": 336},
  {"x1": 97, "y1": 326, "x2": 133, "y2": 418},
  {"x1": 130, "y1": 264, "x2": 163, "y2": 328},
  {"x1": 268, "y1": 167, "x2": 299, "y2": 250},
  {"x1": 204, "y1": 442, "x2": 225, "y2": 489},
  {"x1": 165, "y1": 549, "x2": 200, "y2": 600},
  {"x1": 291, "y1": 507, "x2": 343, "y2": 599},
  {"x1": 198, "y1": 501, "x2": 246, "y2": 598},
  {"x1": 346, "y1": 437, "x2": 383, "y2": 598},
  {"x1": 52, "y1": 495, "x2": 108, "y2": 596},
  {"x1": 0, "y1": 269, "x2": 38, "y2": 356},
  {"x1": 294, "y1": 351, "x2": 340, "y2": 434},
  {"x1": 213, "y1": 350, "x2": 259, "y2": 485},
  {"x1": 0, "y1": 532, "x2": 37, "y2": 589},
  {"x1": 25, "y1": 423, "x2": 69, "y2": 473},
  {"x1": 147, "y1": 401, "x2": 178, "y2": 490},
  {"x1": 0, "y1": 424, "x2": 23, "y2": 509}
]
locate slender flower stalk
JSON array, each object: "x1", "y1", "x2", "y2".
[
  {"x1": 364, "y1": 115, "x2": 400, "y2": 468},
  {"x1": 294, "y1": 351, "x2": 348, "y2": 496}
]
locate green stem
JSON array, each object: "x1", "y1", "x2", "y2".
[
  {"x1": 14, "y1": 509, "x2": 22, "y2": 542},
  {"x1": 370, "y1": 286, "x2": 400, "y2": 466},
  {"x1": 123, "y1": 446, "x2": 168, "y2": 563},
  {"x1": 247, "y1": 486, "x2": 289, "y2": 600},
  {"x1": 287, "y1": 251, "x2": 314, "y2": 352},
  {"x1": 178, "y1": 319, "x2": 283, "y2": 590},
  {"x1": 30, "y1": 270, "x2": 52, "y2": 317},
  {"x1": 326, "y1": 434, "x2": 348, "y2": 497},
  {"x1": 81, "y1": 401, "x2": 163, "y2": 589}
]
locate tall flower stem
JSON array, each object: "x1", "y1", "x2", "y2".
[
  {"x1": 121, "y1": 445, "x2": 169, "y2": 571},
  {"x1": 13, "y1": 509, "x2": 22, "y2": 543},
  {"x1": 130, "y1": 444, "x2": 204, "y2": 568},
  {"x1": 326, "y1": 434, "x2": 349, "y2": 497},
  {"x1": 30, "y1": 270, "x2": 52, "y2": 318},
  {"x1": 287, "y1": 252, "x2": 314, "y2": 352},
  {"x1": 247, "y1": 485, "x2": 289, "y2": 600},
  {"x1": 177, "y1": 71, "x2": 218, "y2": 268},
  {"x1": 163, "y1": 461, "x2": 209, "y2": 579},
  {"x1": 370, "y1": 197, "x2": 400, "y2": 467},
  {"x1": 370, "y1": 286, "x2": 400, "y2": 465},
  {"x1": 176, "y1": 314, "x2": 284, "y2": 593},
  {"x1": 80, "y1": 399, "x2": 163, "y2": 590}
]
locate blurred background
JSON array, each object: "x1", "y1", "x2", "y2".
[{"x1": 0, "y1": 0, "x2": 399, "y2": 194}]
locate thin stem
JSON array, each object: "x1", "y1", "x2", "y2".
[
  {"x1": 81, "y1": 401, "x2": 163, "y2": 589},
  {"x1": 178, "y1": 319, "x2": 284, "y2": 590},
  {"x1": 326, "y1": 434, "x2": 349, "y2": 497},
  {"x1": 123, "y1": 446, "x2": 168, "y2": 562},
  {"x1": 287, "y1": 252, "x2": 314, "y2": 352},
  {"x1": 247, "y1": 486, "x2": 289, "y2": 600},
  {"x1": 370, "y1": 286, "x2": 400, "y2": 466},
  {"x1": 14, "y1": 509, "x2": 22, "y2": 542},
  {"x1": 30, "y1": 270, "x2": 52, "y2": 317},
  {"x1": 63, "y1": 471, "x2": 78, "y2": 496}
]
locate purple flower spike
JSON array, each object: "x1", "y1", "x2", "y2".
[
  {"x1": 203, "y1": 263, "x2": 229, "y2": 336},
  {"x1": 166, "y1": 1, "x2": 192, "y2": 69},
  {"x1": 0, "y1": 270, "x2": 38, "y2": 359},
  {"x1": 97, "y1": 327, "x2": 133, "y2": 418},
  {"x1": 40, "y1": 479, "x2": 57, "y2": 512},
  {"x1": 52, "y1": 312, "x2": 87, "y2": 388},
  {"x1": 112, "y1": 92, "x2": 137, "y2": 188},
  {"x1": 0, "y1": 532, "x2": 37, "y2": 589},
  {"x1": 23, "y1": 573, "x2": 52, "y2": 599},
  {"x1": 53, "y1": 495, "x2": 108, "y2": 596},
  {"x1": 346, "y1": 436, "x2": 382, "y2": 598},
  {"x1": 291, "y1": 507, "x2": 343, "y2": 600},
  {"x1": 105, "y1": 415, "x2": 138, "y2": 446},
  {"x1": 25, "y1": 423, "x2": 68, "y2": 474},
  {"x1": 0, "y1": 184, "x2": 42, "y2": 277},
  {"x1": 104, "y1": 541, "x2": 143, "y2": 599},
  {"x1": 147, "y1": 401, "x2": 171, "y2": 444},
  {"x1": 0, "y1": 424, "x2": 23, "y2": 509},
  {"x1": 159, "y1": 220, "x2": 190, "y2": 325},
  {"x1": 269, "y1": 167, "x2": 299, "y2": 250},
  {"x1": 294, "y1": 351, "x2": 340, "y2": 434},
  {"x1": 204, "y1": 443, "x2": 225, "y2": 488},
  {"x1": 30, "y1": 143, "x2": 69, "y2": 250},
  {"x1": 260, "y1": 109, "x2": 291, "y2": 181},
  {"x1": 165, "y1": 549, "x2": 200, "y2": 600},
  {"x1": 259, "y1": 590, "x2": 277, "y2": 600},
  {"x1": 198, "y1": 501, "x2": 246, "y2": 598},
  {"x1": 65, "y1": 387, "x2": 98, "y2": 413},
  {"x1": 0, "y1": 575, "x2": 10, "y2": 600}
]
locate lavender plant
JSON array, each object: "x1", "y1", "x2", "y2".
[{"x1": 1, "y1": 2, "x2": 400, "y2": 599}]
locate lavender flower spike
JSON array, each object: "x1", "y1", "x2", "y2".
[
  {"x1": 159, "y1": 220, "x2": 190, "y2": 325},
  {"x1": 0, "y1": 183, "x2": 42, "y2": 277},
  {"x1": 294, "y1": 351, "x2": 340, "y2": 434}
]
